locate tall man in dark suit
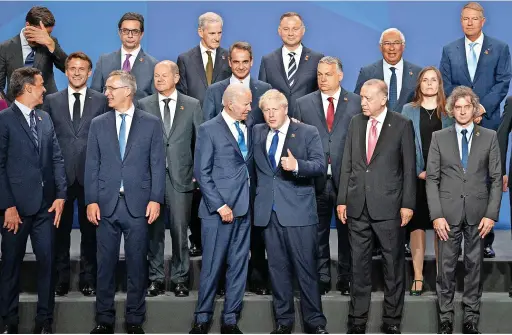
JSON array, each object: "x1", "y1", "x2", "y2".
[
  {"x1": 254, "y1": 89, "x2": 328, "y2": 334},
  {"x1": 91, "y1": 12, "x2": 158, "y2": 101},
  {"x1": 190, "y1": 84, "x2": 253, "y2": 334},
  {"x1": 440, "y1": 2, "x2": 511, "y2": 257},
  {"x1": 139, "y1": 60, "x2": 202, "y2": 298},
  {"x1": 258, "y1": 12, "x2": 323, "y2": 119},
  {"x1": 296, "y1": 56, "x2": 361, "y2": 296},
  {"x1": 85, "y1": 71, "x2": 165, "y2": 334},
  {"x1": 337, "y1": 79, "x2": 416, "y2": 334},
  {"x1": 426, "y1": 86, "x2": 502, "y2": 334},
  {"x1": 0, "y1": 6, "x2": 67, "y2": 102},
  {"x1": 43, "y1": 52, "x2": 108, "y2": 297},
  {"x1": 0, "y1": 67, "x2": 66, "y2": 334}
]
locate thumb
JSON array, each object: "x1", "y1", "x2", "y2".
[
  {"x1": 146, "y1": 205, "x2": 150, "y2": 217},
  {"x1": 48, "y1": 203, "x2": 55, "y2": 212},
  {"x1": 287, "y1": 149, "x2": 294, "y2": 157},
  {"x1": 478, "y1": 219, "x2": 484, "y2": 230}
]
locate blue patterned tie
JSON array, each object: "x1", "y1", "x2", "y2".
[
  {"x1": 461, "y1": 129, "x2": 469, "y2": 171},
  {"x1": 468, "y1": 42, "x2": 478, "y2": 81},
  {"x1": 24, "y1": 48, "x2": 35, "y2": 67},
  {"x1": 119, "y1": 114, "x2": 127, "y2": 188},
  {"x1": 268, "y1": 130, "x2": 279, "y2": 171},
  {"x1": 389, "y1": 66, "x2": 397, "y2": 111},
  {"x1": 29, "y1": 110, "x2": 38, "y2": 149},
  {"x1": 234, "y1": 121, "x2": 248, "y2": 159}
]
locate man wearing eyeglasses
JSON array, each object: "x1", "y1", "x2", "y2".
[{"x1": 91, "y1": 12, "x2": 158, "y2": 101}]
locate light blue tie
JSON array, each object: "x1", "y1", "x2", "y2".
[
  {"x1": 234, "y1": 121, "x2": 248, "y2": 159},
  {"x1": 119, "y1": 114, "x2": 127, "y2": 188},
  {"x1": 468, "y1": 42, "x2": 478, "y2": 81}
]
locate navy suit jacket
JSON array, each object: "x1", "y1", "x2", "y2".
[
  {"x1": 84, "y1": 109, "x2": 165, "y2": 218},
  {"x1": 253, "y1": 120, "x2": 325, "y2": 227},
  {"x1": 194, "y1": 113, "x2": 254, "y2": 219},
  {"x1": 202, "y1": 77, "x2": 272, "y2": 124},
  {"x1": 440, "y1": 35, "x2": 512, "y2": 130},
  {"x1": 91, "y1": 49, "x2": 158, "y2": 101},
  {"x1": 176, "y1": 46, "x2": 232, "y2": 105},
  {"x1": 258, "y1": 46, "x2": 323, "y2": 119},
  {"x1": 295, "y1": 88, "x2": 361, "y2": 190},
  {"x1": 354, "y1": 59, "x2": 422, "y2": 113},
  {"x1": 43, "y1": 88, "x2": 108, "y2": 186},
  {"x1": 0, "y1": 104, "x2": 67, "y2": 216}
]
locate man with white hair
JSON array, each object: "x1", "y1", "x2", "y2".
[{"x1": 190, "y1": 83, "x2": 253, "y2": 334}]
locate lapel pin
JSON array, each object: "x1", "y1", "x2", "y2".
[
  {"x1": 180, "y1": 105, "x2": 184, "y2": 110},
  {"x1": 305, "y1": 55, "x2": 309, "y2": 61},
  {"x1": 222, "y1": 54, "x2": 226, "y2": 60},
  {"x1": 139, "y1": 57, "x2": 144, "y2": 62},
  {"x1": 484, "y1": 49, "x2": 490, "y2": 55},
  {"x1": 291, "y1": 133, "x2": 296, "y2": 138},
  {"x1": 476, "y1": 131, "x2": 480, "y2": 136},
  {"x1": 343, "y1": 97, "x2": 348, "y2": 102},
  {"x1": 38, "y1": 116, "x2": 42, "y2": 121},
  {"x1": 388, "y1": 123, "x2": 391, "y2": 127},
  {"x1": 409, "y1": 71, "x2": 413, "y2": 76}
]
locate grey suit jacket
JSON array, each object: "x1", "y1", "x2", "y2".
[
  {"x1": 91, "y1": 49, "x2": 157, "y2": 101},
  {"x1": 139, "y1": 91, "x2": 203, "y2": 193},
  {"x1": 426, "y1": 125, "x2": 502, "y2": 226}
]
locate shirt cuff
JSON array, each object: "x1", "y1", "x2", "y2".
[{"x1": 217, "y1": 204, "x2": 227, "y2": 212}]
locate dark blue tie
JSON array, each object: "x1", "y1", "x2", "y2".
[
  {"x1": 29, "y1": 110, "x2": 38, "y2": 149},
  {"x1": 389, "y1": 66, "x2": 397, "y2": 111},
  {"x1": 268, "y1": 130, "x2": 279, "y2": 171},
  {"x1": 24, "y1": 48, "x2": 35, "y2": 67},
  {"x1": 461, "y1": 129, "x2": 469, "y2": 171},
  {"x1": 234, "y1": 121, "x2": 248, "y2": 159}
]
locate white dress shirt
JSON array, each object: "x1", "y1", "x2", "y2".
[
  {"x1": 365, "y1": 108, "x2": 388, "y2": 156},
  {"x1": 282, "y1": 44, "x2": 303, "y2": 74},
  {"x1": 266, "y1": 117, "x2": 297, "y2": 172},
  {"x1": 465, "y1": 33, "x2": 484, "y2": 68},
  {"x1": 19, "y1": 28, "x2": 34, "y2": 64},
  {"x1": 229, "y1": 74, "x2": 251, "y2": 88},
  {"x1": 158, "y1": 90, "x2": 178, "y2": 130},
  {"x1": 14, "y1": 100, "x2": 33, "y2": 126},
  {"x1": 199, "y1": 42, "x2": 217, "y2": 70},
  {"x1": 320, "y1": 87, "x2": 341, "y2": 175},
  {"x1": 221, "y1": 109, "x2": 248, "y2": 145},
  {"x1": 68, "y1": 86, "x2": 87, "y2": 120},
  {"x1": 383, "y1": 58, "x2": 404, "y2": 101},
  {"x1": 121, "y1": 45, "x2": 141, "y2": 70},
  {"x1": 116, "y1": 104, "x2": 135, "y2": 192},
  {"x1": 455, "y1": 122, "x2": 475, "y2": 160}
]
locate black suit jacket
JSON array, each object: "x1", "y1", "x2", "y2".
[
  {"x1": 43, "y1": 88, "x2": 108, "y2": 187},
  {"x1": 0, "y1": 35, "x2": 67, "y2": 101},
  {"x1": 176, "y1": 45, "x2": 231, "y2": 105},
  {"x1": 337, "y1": 111, "x2": 416, "y2": 220},
  {"x1": 497, "y1": 96, "x2": 512, "y2": 183}
]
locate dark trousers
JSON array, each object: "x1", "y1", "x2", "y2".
[
  {"x1": 317, "y1": 178, "x2": 350, "y2": 284},
  {"x1": 195, "y1": 213, "x2": 250, "y2": 325},
  {"x1": 437, "y1": 216, "x2": 483, "y2": 324},
  {"x1": 55, "y1": 180, "x2": 96, "y2": 288},
  {"x1": 264, "y1": 211, "x2": 326, "y2": 329},
  {"x1": 96, "y1": 196, "x2": 148, "y2": 326},
  {"x1": 188, "y1": 189, "x2": 202, "y2": 248},
  {"x1": 348, "y1": 205, "x2": 405, "y2": 326},
  {"x1": 0, "y1": 201, "x2": 55, "y2": 326}
]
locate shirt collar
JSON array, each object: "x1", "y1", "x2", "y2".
[
  {"x1": 14, "y1": 100, "x2": 33, "y2": 117},
  {"x1": 455, "y1": 121, "x2": 475, "y2": 135},
  {"x1": 68, "y1": 86, "x2": 87, "y2": 98},
  {"x1": 116, "y1": 104, "x2": 135, "y2": 118},
  {"x1": 158, "y1": 89, "x2": 178, "y2": 102},
  {"x1": 465, "y1": 32, "x2": 484, "y2": 47},
  {"x1": 221, "y1": 109, "x2": 242, "y2": 126},
  {"x1": 320, "y1": 87, "x2": 342, "y2": 103},
  {"x1": 370, "y1": 107, "x2": 387, "y2": 124},
  {"x1": 199, "y1": 42, "x2": 216, "y2": 56},
  {"x1": 272, "y1": 116, "x2": 291, "y2": 135},
  {"x1": 230, "y1": 74, "x2": 251, "y2": 87},
  {"x1": 383, "y1": 58, "x2": 404, "y2": 72},
  {"x1": 121, "y1": 45, "x2": 141, "y2": 60},
  {"x1": 19, "y1": 28, "x2": 30, "y2": 48},
  {"x1": 282, "y1": 44, "x2": 303, "y2": 58}
]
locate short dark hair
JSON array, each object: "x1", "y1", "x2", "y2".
[
  {"x1": 118, "y1": 12, "x2": 144, "y2": 32},
  {"x1": 26, "y1": 6, "x2": 55, "y2": 27},
  {"x1": 65, "y1": 52, "x2": 93, "y2": 71},
  {"x1": 279, "y1": 12, "x2": 304, "y2": 25},
  {"x1": 229, "y1": 42, "x2": 253, "y2": 60},
  {"x1": 9, "y1": 67, "x2": 42, "y2": 98}
]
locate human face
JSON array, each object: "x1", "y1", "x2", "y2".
[
  {"x1": 379, "y1": 30, "x2": 404, "y2": 65},
  {"x1": 317, "y1": 62, "x2": 343, "y2": 96},
  {"x1": 452, "y1": 96, "x2": 475, "y2": 127},
  {"x1": 262, "y1": 99, "x2": 288, "y2": 130},
  {"x1": 420, "y1": 70, "x2": 439, "y2": 98},
  {"x1": 65, "y1": 58, "x2": 92, "y2": 90},
  {"x1": 104, "y1": 75, "x2": 130, "y2": 110},
  {"x1": 229, "y1": 48, "x2": 253, "y2": 80},
  {"x1": 118, "y1": 20, "x2": 144, "y2": 51},
  {"x1": 226, "y1": 91, "x2": 252, "y2": 121},
  {"x1": 198, "y1": 21, "x2": 222, "y2": 50},
  {"x1": 461, "y1": 8, "x2": 485, "y2": 41},
  {"x1": 278, "y1": 16, "x2": 305, "y2": 49},
  {"x1": 360, "y1": 84, "x2": 387, "y2": 117},
  {"x1": 154, "y1": 63, "x2": 179, "y2": 95},
  {"x1": 26, "y1": 74, "x2": 46, "y2": 106}
]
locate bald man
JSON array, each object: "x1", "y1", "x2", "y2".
[{"x1": 139, "y1": 61, "x2": 203, "y2": 298}]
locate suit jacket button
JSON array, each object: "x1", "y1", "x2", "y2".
[
  {"x1": 460, "y1": 195, "x2": 463, "y2": 198},
  {"x1": 167, "y1": 144, "x2": 169, "y2": 147},
  {"x1": 366, "y1": 169, "x2": 369, "y2": 173},
  {"x1": 329, "y1": 139, "x2": 332, "y2": 143}
]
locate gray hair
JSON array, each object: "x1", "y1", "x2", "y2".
[
  {"x1": 108, "y1": 70, "x2": 137, "y2": 97},
  {"x1": 445, "y1": 86, "x2": 480, "y2": 118},
  {"x1": 156, "y1": 60, "x2": 179, "y2": 75},
  {"x1": 362, "y1": 79, "x2": 388, "y2": 98},
  {"x1": 222, "y1": 83, "x2": 250, "y2": 107},
  {"x1": 379, "y1": 28, "x2": 406, "y2": 44},
  {"x1": 198, "y1": 12, "x2": 223, "y2": 29},
  {"x1": 259, "y1": 89, "x2": 288, "y2": 110},
  {"x1": 318, "y1": 56, "x2": 343, "y2": 73}
]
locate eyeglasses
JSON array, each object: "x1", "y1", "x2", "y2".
[
  {"x1": 381, "y1": 41, "x2": 404, "y2": 48},
  {"x1": 119, "y1": 28, "x2": 142, "y2": 36},
  {"x1": 103, "y1": 86, "x2": 128, "y2": 93}
]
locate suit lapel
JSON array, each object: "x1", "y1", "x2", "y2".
[
  {"x1": 359, "y1": 115, "x2": 369, "y2": 164},
  {"x1": 368, "y1": 112, "x2": 392, "y2": 164},
  {"x1": 216, "y1": 114, "x2": 243, "y2": 158},
  {"x1": 212, "y1": 48, "x2": 226, "y2": 83},
  {"x1": 13, "y1": 105, "x2": 38, "y2": 150},
  {"x1": 168, "y1": 92, "x2": 184, "y2": 139},
  {"x1": 278, "y1": 119, "x2": 297, "y2": 171},
  {"x1": 314, "y1": 91, "x2": 329, "y2": 133},
  {"x1": 331, "y1": 89, "x2": 349, "y2": 132},
  {"x1": 131, "y1": 49, "x2": 145, "y2": 73},
  {"x1": 466, "y1": 125, "x2": 481, "y2": 172},
  {"x1": 291, "y1": 47, "x2": 309, "y2": 91},
  {"x1": 375, "y1": 59, "x2": 385, "y2": 80},
  {"x1": 192, "y1": 46, "x2": 208, "y2": 88},
  {"x1": 249, "y1": 78, "x2": 259, "y2": 111},
  {"x1": 76, "y1": 89, "x2": 94, "y2": 134},
  {"x1": 274, "y1": 48, "x2": 288, "y2": 88},
  {"x1": 108, "y1": 112, "x2": 121, "y2": 162},
  {"x1": 456, "y1": 38, "x2": 472, "y2": 83},
  {"x1": 448, "y1": 125, "x2": 464, "y2": 174},
  {"x1": 123, "y1": 109, "x2": 141, "y2": 160},
  {"x1": 472, "y1": 37, "x2": 491, "y2": 83},
  {"x1": 396, "y1": 62, "x2": 416, "y2": 109},
  {"x1": 35, "y1": 110, "x2": 43, "y2": 155},
  {"x1": 33, "y1": 46, "x2": 45, "y2": 70},
  {"x1": 12, "y1": 36, "x2": 24, "y2": 70},
  {"x1": 61, "y1": 89, "x2": 74, "y2": 131},
  {"x1": 260, "y1": 124, "x2": 273, "y2": 171}
]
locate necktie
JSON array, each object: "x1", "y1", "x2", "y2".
[
  {"x1": 72, "y1": 92, "x2": 81, "y2": 133},
  {"x1": 234, "y1": 121, "x2": 248, "y2": 159},
  {"x1": 24, "y1": 48, "x2": 35, "y2": 67},
  {"x1": 163, "y1": 98, "x2": 171, "y2": 136},
  {"x1": 389, "y1": 67, "x2": 397, "y2": 111},
  {"x1": 119, "y1": 114, "x2": 127, "y2": 189},
  {"x1": 268, "y1": 130, "x2": 279, "y2": 171},
  {"x1": 29, "y1": 110, "x2": 38, "y2": 149},
  {"x1": 287, "y1": 52, "x2": 297, "y2": 86},
  {"x1": 326, "y1": 97, "x2": 335, "y2": 132},
  {"x1": 122, "y1": 54, "x2": 132, "y2": 72},
  {"x1": 205, "y1": 50, "x2": 213, "y2": 86},
  {"x1": 468, "y1": 42, "x2": 478, "y2": 81},
  {"x1": 461, "y1": 129, "x2": 469, "y2": 171},
  {"x1": 367, "y1": 119, "x2": 378, "y2": 164}
]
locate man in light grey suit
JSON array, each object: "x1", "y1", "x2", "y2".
[
  {"x1": 91, "y1": 12, "x2": 157, "y2": 101},
  {"x1": 139, "y1": 61, "x2": 202, "y2": 298},
  {"x1": 426, "y1": 86, "x2": 502, "y2": 335}
]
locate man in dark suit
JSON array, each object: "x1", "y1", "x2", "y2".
[
  {"x1": 0, "y1": 67, "x2": 66, "y2": 334},
  {"x1": 296, "y1": 56, "x2": 361, "y2": 296},
  {"x1": 440, "y1": 2, "x2": 511, "y2": 257},
  {"x1": 337, "y1": 79, "x2": 416, "y2": 334},
  {"x1": 426, "y1": 86, "x2": 502, "y2": 334},
  {"x1": 0, "y1": 6, "x2": 67, "y2": 102},
  {"x1": 91, "y1": 12, "x2": 158, "y2": 101},
  {"x1": 258, "y1": 12, "x2": 323, "y2": 119},
  {"x1": 85, "y1": 71, "x2": 165, "y2": 334},
  {"x1": 189, "y1": 84, "x2": 253, "y2": 334},
  {"x1": 43, "y1": 52, "x2": 108, "y2": 298},
  {"x1": 139, "y1": 60, "x2": 202, "y2": 298},
  {"x1": 254, "y1": 89, "x2": 327, "y2": 334}
]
